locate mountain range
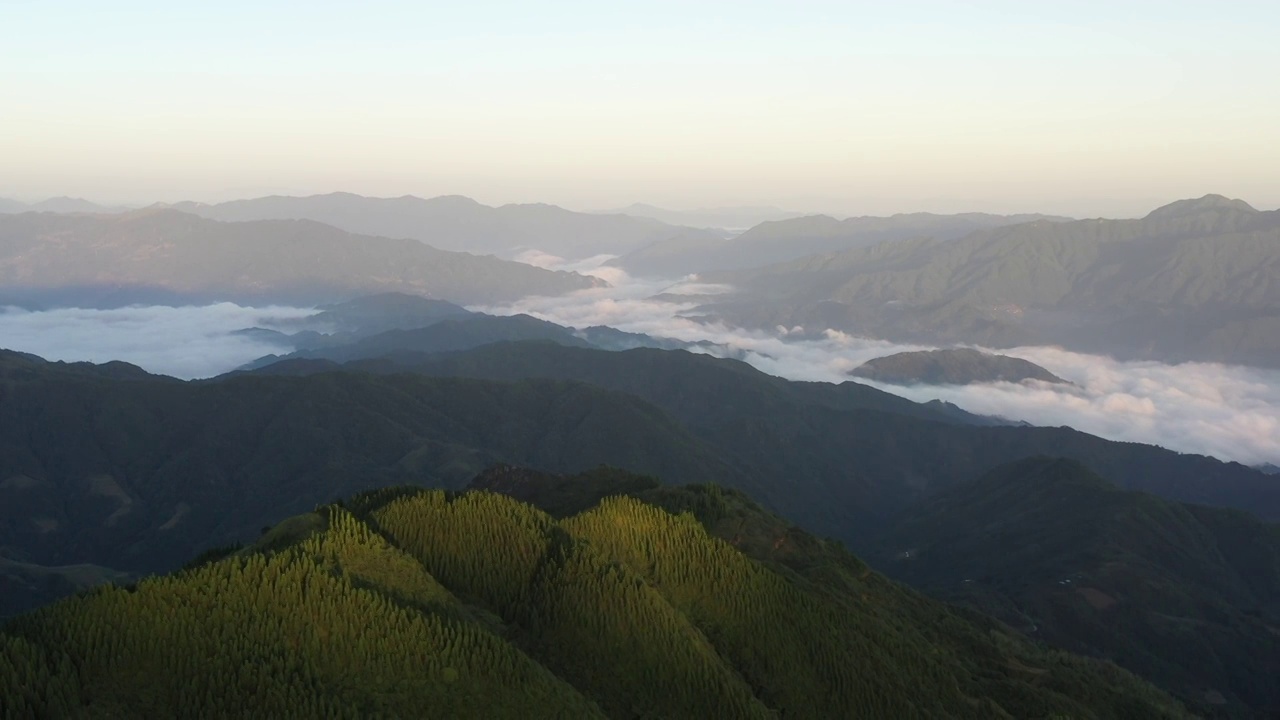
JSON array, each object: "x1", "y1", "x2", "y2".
[
  {"x1": 595, "y1": 202, "x2": 802, "y2": 232},
  {"x1": 170, "y1": 192, "x2": 721, "y2": 259},
  {"x1": 702, "y1": 195, "x2": 1280, "y2": 367},
  {"x1": 0, "y1": 196, "x2": 131, "y2": 214},
  {"x1": 611, "y1": 210, "x2": 1071, "y2": 277},
  {"x1": 0, "y1": 209, "x2": 596, "y2": 308},
  {"x1": 5, "y1": 337, "x2": 1274, "y2": 608}
]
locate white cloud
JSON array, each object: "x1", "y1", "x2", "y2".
[
  {"x1": 3, "y1": 258, "x2": 1277, "y2": 468},
  {"x1": 478, "y1": 257, "x2": 1280, "y2": 467},
  {"x1": 0, "y1": 303, "x2": 317, "y2": 380}
]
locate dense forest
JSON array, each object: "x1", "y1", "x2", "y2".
[{"x1": 0, "y1": 468, "x2": 1191, "y2": 719}]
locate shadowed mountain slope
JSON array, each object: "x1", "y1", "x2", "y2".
[{"x1": 876, "y1": 457, "x2": 1280, "y2": 718}]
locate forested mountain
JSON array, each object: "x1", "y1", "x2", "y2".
[
  {"x1": 704, "y1": 195, "x2": 1280, "y2": 366},
  {"x1": 876, "y1": 457, "x2": 1280, "y2": 718},
  {"x1": 0, "y1": 469, "x2": 1191, "y2": 719},
  {"x1": 0, "y1": 349, "x2": 731, "y2": 616},
  {"x1": 850, "y1": 348, "x2": 1071, "y2": 386},
  {"x1": 4, "y1": 342, "x2": 1276, "y2": 621},
  {"x1": 0, "y1": 210, "x2": 596, "y2": 308},
  {"x1": 611, "y1": 210, "x2": 1068, "y2": 277},
  {"x1": 347, "y1": 342, "x2": 1280, "y2": 528},
  {"x1": 171, "y1": 192, "x2": 721, "y2": 259}
]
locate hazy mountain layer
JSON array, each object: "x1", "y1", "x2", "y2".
[
  {"x1": 877, "y1": 457, "x2": 1280, "y2": 718},
  {"x1": 238, "y1": 303, "x2": 751, "y2": 370},
  {"x1": 172, "y1": 192, "x2": 721, "y2": 259},
  {"x1": 850, "y1": 347, "x2": 1071, "y2": 386},
  {"x1": 0, "y1": 197, "x2": 130, "y2": 214},
  {"x1": 0, "y1": 209, "x2": 597, "y2": 308},
  {"x1": 0, "y1": 468, "x2": 1191, "y2": 719},
  {"x1": 612, "y1": 210, "x2": 1069, "y2": 276},
  {"x1": 704, "y1": 195, "x2": 1280, "y2": 367},
  {"x1": 597, "y1": 202, "x2": 802, "y2": 231}
]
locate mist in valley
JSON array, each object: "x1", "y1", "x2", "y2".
[{"x1": 480, "y1": 257, "x2": 1280, "y2": 469}]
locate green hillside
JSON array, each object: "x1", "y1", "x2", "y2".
[
  {"x1": 0, "y1": 469, "x2": 1191, "y2": 719},
  {"x1": 877, "y1": 457, "x2": 1280, "y2": 717}
]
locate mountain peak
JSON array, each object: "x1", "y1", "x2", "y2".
[{"x1": 1145, "y1": 194, "x2": 1256, "y2": 219}]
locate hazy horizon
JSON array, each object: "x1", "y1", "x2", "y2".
[
  {"x1": 3, "y1": 189, "x2": 1278, "y2": 223},
  {"x1": 6, "y1": 1, "x2": 1278, "y2": 218}
]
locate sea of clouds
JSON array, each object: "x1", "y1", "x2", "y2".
[
  {"x1": 2, "y1": 256, "x2": 1278, "y2": 468},
  {"x1": 480, "y1": 255, "x2": 1280, "y2": 469},
  {"x1": 0, "y1": 303, "x2": 316, "y2": 379}
]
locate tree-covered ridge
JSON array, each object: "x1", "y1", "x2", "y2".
[{"x1": 1, "y1": 472, "x2": 1191, "y2": 719}]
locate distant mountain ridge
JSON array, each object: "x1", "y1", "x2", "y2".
[
  {"x1": 611, "y1": 210, "x2": 1071, "y2": 276},
  {"x1": 170, "y1": 192, "x2": 722, "y2": 259},
  {"x1": 704, "y1": 195, "x2": 1280, "y2": 367},
  {"x1": 0, "y1": 197, "x2": 131, "y2": 214},
  {"x1": 0, "y1": 209, "x2": 598, "y2": 308},
  {"x1": 596, "y1": 203, "x2": 803, "y2": 232}
]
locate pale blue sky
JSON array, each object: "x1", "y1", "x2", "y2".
[{"x1": 3, "y1": 1, "x2": 1278, "y2": 216}]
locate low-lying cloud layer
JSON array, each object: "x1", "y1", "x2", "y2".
[
  {"x1": 479, "y1": 259, "x2": 1280, "y2": 468},
  {"x1": 3, "y1": 264, "x2": 1277, "y2": 467},
  {"x1": 0, "y1": 303, "x2": 316, "y2": 379}
]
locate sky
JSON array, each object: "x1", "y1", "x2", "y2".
[{"x1": 4, "y1": 0, "x2": 1279, "y2": 217}]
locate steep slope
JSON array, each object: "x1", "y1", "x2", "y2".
[
  {"x1": 0, "y1": 470, "x2": 1192, "y2": 719},
  {"x1": 877, "y1": 457, "x2": 1280, "y2": 717},
  {"x1": 0, "y1": 209, "x2": 596, "y2": 308},
  {"x1": 174, "y1": 192, "x2": 721, "y2": 259},
  {"x1": 705, "y1": 196, "x2": 1280, "y2": 366},
  {"x1": 850, "y1": 347, "x2": 1071, "y2": 386},
  {"x1": 612, "y1": 210, "x2": 1069, "y2": 277}
]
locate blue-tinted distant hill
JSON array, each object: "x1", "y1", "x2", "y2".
[
  {"x1": 0, "y1": 209, "x2": 598, "y2": 308},
  {"x1": 612, "y1": 210, "x2": 1070, "y2": 276},
  {"x1": 172, "y1": 192, "x2": 721, "y2": 259}
]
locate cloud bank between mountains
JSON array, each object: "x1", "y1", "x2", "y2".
[
  {"x1": 2, "y1": 257, "x2": 1277, "y2": 468},
  {"x1": 0, "y1": 303, "x2": 315, "y2": 380},
  {"x1": 479, "y1": 256, "x2": 1280, "y2": 469}
]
